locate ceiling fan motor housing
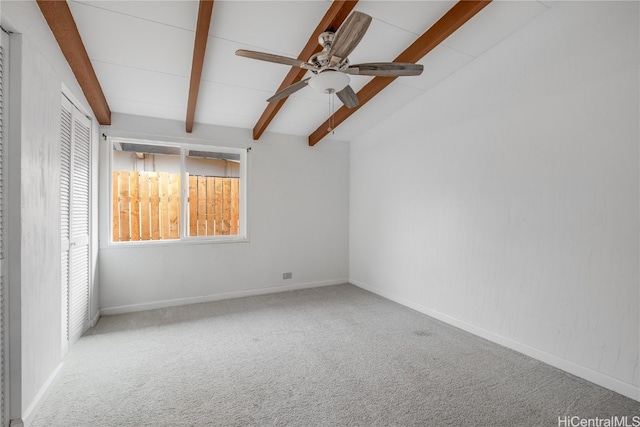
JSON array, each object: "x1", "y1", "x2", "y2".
[
  {"x1": 310, "y1": 32, "x2": 350, "y2": 72},
  {"x1": 308, "y1": 70, "x2": 350, "y2": 94}
]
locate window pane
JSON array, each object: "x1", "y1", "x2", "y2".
[
  {"x1": 186, "y1": 150, "x2": 240, "y2": 237},
  {"x1": 112, "y1": 142, "x2": 181, "y2": 242}
]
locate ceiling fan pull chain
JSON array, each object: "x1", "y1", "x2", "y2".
[
  {"x1": 331, "y1": 94, "x2": 334, "y2": 135},
  {"x1": 329, "y1": 92, "x2": 336, "y2": 135},
  {"x1": 328, "y1": 93, "x2": 333, "y2": 133}
]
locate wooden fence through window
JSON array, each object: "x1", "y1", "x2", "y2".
[{"x1": 112, "y1": 171, "x2": 240, "y2": 242}]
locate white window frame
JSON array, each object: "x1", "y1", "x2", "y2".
[{"x1": 108, "y1": 137, "x2": 248, "y2": 245}]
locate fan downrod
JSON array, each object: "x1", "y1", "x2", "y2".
[{"x1": 318, "y1": 31, "x2": 335, "y2": 50}]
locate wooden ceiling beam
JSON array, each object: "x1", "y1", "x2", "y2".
[
  {"x1": 252, "y1": 0, "x2": 359, "y2": 140},
  {"x1": 308, "y1": 0, "x2": 492, "y2": 146},
  {"x1": 36, "y1": 0, "x2": 111, "y2": 125},
  {"x1": 186, "y1": 0, "x2": 215, "y2": 133}
]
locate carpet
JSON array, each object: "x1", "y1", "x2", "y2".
[{"x1": 32, "y1": 284, "x2": 639, "y2": 426}]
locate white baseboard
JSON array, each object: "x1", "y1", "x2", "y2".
[
  {"x1": 22, "y1": 362, "x2": 63, "y2": 427},
  {"x1": 101, "y1": 279, "x2": 348, "y2": 316},
  {"x1": 351, "y1": 279, "x2": 640, "y2": 402}
]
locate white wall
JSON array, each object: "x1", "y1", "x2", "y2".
[
  {"x1": 99, "y1": 113, "x2": 349, "y2": 312},
  {"x1": 2, "y1": 1, "x2": 100, "y2": 424},
  {"x1": 349, "y1": 1, "x2": 639, "y2": 400},
  {"x1": 12, "y1": 33, "x2": 63, "y2": 423}
]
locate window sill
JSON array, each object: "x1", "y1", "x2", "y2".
[{"x1": 102, "y1": 236, "x2": 250, "y2": 249}]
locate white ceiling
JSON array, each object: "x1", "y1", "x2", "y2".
[{"x1": 67, "y1": 0, "x2": 553, "y2": 142}]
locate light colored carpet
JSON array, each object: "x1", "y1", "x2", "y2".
[{"x1": 33, "y1": 284, "x2": 638, "y2": 426}]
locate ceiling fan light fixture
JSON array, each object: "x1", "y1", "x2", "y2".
[{"x1": 308, "y1": 71, "x2": 350, "y2": 95}]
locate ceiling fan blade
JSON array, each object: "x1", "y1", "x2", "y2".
[
  {"x1": 336, "y1": 85, "x2": 359, "y2": 109},
  {"x1": 346, "y1": 63, "x2": 424, "y2": 77},
  {"x1": 267, "y1": 77, "x2": 311, "y2": 103},
  {"x1": 329, "y1": 11, "x2": 372, "y2": 62},
  {"x1": 236, "y1": 49, "x2": 313, "y2": 70}
]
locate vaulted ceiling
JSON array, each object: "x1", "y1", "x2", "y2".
[{"x1": 41, "y1": 0, "x2": 554, "y2": 145}]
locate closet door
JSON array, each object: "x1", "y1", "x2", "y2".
[
  {"x1": 61, "y1": 98, "x2": 72, "y2": 355},
  {"x1": 0, "y1": 28, "x2": 7, "y2": 427},
  {"x1": 69, "y1": 105, "x2": 91, "y2": 343},
  {"x1": 61, "y1": 95, "x2": 91, "y2": 350}
]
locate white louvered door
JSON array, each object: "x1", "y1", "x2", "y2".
[
  {"x1": 0, "y1": 28, "x2": 7, "y2": 427},
  {"x1": 69, "y1": 107, "x2": 91, "y2": 343},
  {"x1": 61, "y1": 95, "x2": 91, "y2": 350},
  {"x1": 61, "y1": 97, "x2": 72, "y2": 355}
]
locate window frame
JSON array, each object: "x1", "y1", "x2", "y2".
[{"x1": 108, "y1": 137, "x2": 248, "y2": 245}]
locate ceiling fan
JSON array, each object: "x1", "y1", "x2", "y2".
[{"x1": 235, "y1": 11, "x2": 423, "y2": 109}]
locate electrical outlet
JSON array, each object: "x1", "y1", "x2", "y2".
[{"x1": 283, "y1": 272, "x2": 292, "y2": 280}]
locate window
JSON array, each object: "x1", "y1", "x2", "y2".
[{"x1": 111, "y1": 139, "x2": 246, "y2": 243}]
